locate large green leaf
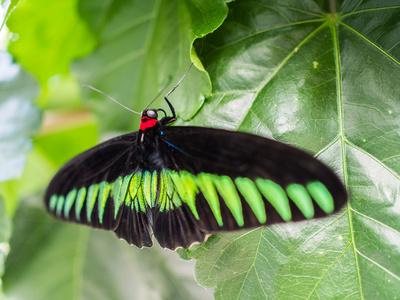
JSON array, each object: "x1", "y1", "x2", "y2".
[
  {"x1": 184, "y1": 1, "x2": 400, "y2": 298},
  {"x1": 74, "y1": 0, "x2": 229, "y2": 131}
]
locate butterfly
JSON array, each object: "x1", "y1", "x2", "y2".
[{"x1": 45, "y1": 69, "x2": 348, "y2": 250}]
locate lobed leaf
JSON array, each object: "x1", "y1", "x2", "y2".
[
  {"x1": 186, "y1": 0, "x2": 400, "y2": 298},
  {"x1": 74, "y1": 0, "x2": 230, "y2": 131}
]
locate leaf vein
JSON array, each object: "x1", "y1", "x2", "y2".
[
  {"x1": 306, "y1": 241, "x2": 353, "y2": 299},
  {"x1": 340, "y1": 5, "x2": 400, "y2": 18},
  {"x1": 339, "y1": 22, "x2": 400, "y2": 66},
  {"x1": 356, "y1": 251, "x2": 400, "y2": 282}
]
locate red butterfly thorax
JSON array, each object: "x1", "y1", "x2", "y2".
[{"x1": 140, "y1": 116, "x2": 157, "y2": 131}]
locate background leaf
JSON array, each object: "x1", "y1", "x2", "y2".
[
  {"x1": 0, "y1": 51, "x2": 41, "y2": 217},
  {"x1": 1, "y1": 0, "x2": 399, "y2": 299},
  {"x1": 5, "y1": 0, "x2": 96, "y2": 89},
  {"x1": 74, "y1": 0, "x2": 228, "y2": 131},
  {"x1": 3, "y1": 198, "x2": 212, "y2": 300},
  {"x1": 0, "y1": 196, "x2": 11, "y2": 295},
  {"x1": 0, "y1": 0, "x2": 20, "y2": 30},
  {"x1": 0, "y1": 51, "x2": 40, "y2": 183}
]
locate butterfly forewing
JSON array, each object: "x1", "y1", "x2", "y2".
[{"x1": 153, "y1": 126, "x2": 347, "y2": 245}]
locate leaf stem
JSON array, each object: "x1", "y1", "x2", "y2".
[{"x1": 327, "y1": 0, "x2": 336, "y2": 14}]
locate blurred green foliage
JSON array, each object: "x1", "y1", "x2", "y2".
[{"x1": 1, "y1": 0, "x2": 400, "y2": 299}]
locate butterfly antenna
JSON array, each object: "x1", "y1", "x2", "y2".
[
  {"x1": 82, "y1": 85, "x2": 141, "y2": 115},
  {"x1": 165, "y1": 63, "x2": 193, "y2": 98},
  {"x1": 144, "y1": 75, "x2": 173, "y2": 111}
]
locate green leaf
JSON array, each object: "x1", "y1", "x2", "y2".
[
  {"x1": 35, "y1": 114, "x2": 98, "y2": 168},
  {"x1": 0, "y1": 112, "x2": 98, "y2": 217},
  {"x1": 6, "y1": 0, "x2": 96, "y2": 88},
  {"x1": 74, "y1": 0, "x2": 229, "y2": 131},
  {"x1": 0, "y1": 0, "x2": 21, "y2": 30},
  {"x1": 0, "y1": 196, "x2": 11, "y2": 295},
  {"x1": 2, "y1": 198, "x2": 213, "y2": 300},
  {"x1": 0, "y1": 51, "x2": 40, "y2": 182},
  {"x1": 185, "y1": 1, "x2": 400, "y2": 298}
]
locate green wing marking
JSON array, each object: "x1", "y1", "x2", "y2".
[
  {"x1": 49, "y1": 194, "x2": 57, "y2": 211},
  {"x1": 256, "y1": 179, "x2": 292, "y2": 222},
  {"x1": 64, "y1": 188, "x2": 77, "y2": 219},
  {"x1": 98, "y1": 182, "x2": 112, "y2": 224},
  {"x1": 196, "y1": 173, "x2": 223, "y2": 226},
  {"x1": 112, "y1": 176, "x2": 123, "y2": 218},
  {"x1": 142, "y1": 171, "x2": 153, "y2": 207},
  {"x1": 286, "y1": 184, "x2": 314, "y2": 219},
  {"x1": 127, "y1": 173, "x2": 142, "y2": 211},
  {"x1": 75, "y1": 187, "x2": 86, "y2": 221},
  {"x1": 307, "y1": 181, "x2": 334, "y2": 213},
  {"x1": 48, "y1": 169, "x2": 336, "y2": 229},
  {"x1": 151, "y1": 171, "x2": 158, "y2": 207},
  {"x1": 55, "y1": 195, "x2": 65, "y2": 217},
  {"x1": 86, "y1": 184, "x2": 99, "y2": 222},
  {"x1": 169, "y1": 171, "x2": 199, "y2": 219},
  {"x1": 236, "y1": 177, "x2": 266, "y2": 223},
  {"x1": 213, "y1": 176, "x2": 244, "y2": 226}
]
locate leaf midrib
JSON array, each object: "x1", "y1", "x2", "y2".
[{"x1": 331, "y1": 15, "x2": 364, "y2": 299}]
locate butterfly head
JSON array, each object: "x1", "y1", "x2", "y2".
[{"x1": 140, "y1": 109, "x2": 159, "y2": 131}]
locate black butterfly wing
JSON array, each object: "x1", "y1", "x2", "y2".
[
  {"x1": 152, "y1": 126, "x2": 347, "y2": 249},
  {"x1": 46, "y1": 125, "x2": 348, "y2": 251},
  {"x1": 45, "y1": 132, "x2": 154, "y2": 248}
]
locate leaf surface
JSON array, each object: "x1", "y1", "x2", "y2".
[
  {"x1": 186, "y1": 1, "x2": 400, "y2": 298},
  {"x1": 74, "y1": 0, "x2": 230, "y2": 131},
  {"x1": 0, "y1": 51, "x2": 40, "y2": 183},
  {"x1": 3, "y1": 198, "x2": 213, "y2": 300},
  {"x1": 0, "y1": 196, "x2": 11, "y2": 295},
  {"x1": 5, "y1": 0, "x2": 96, "y2": 87}
]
